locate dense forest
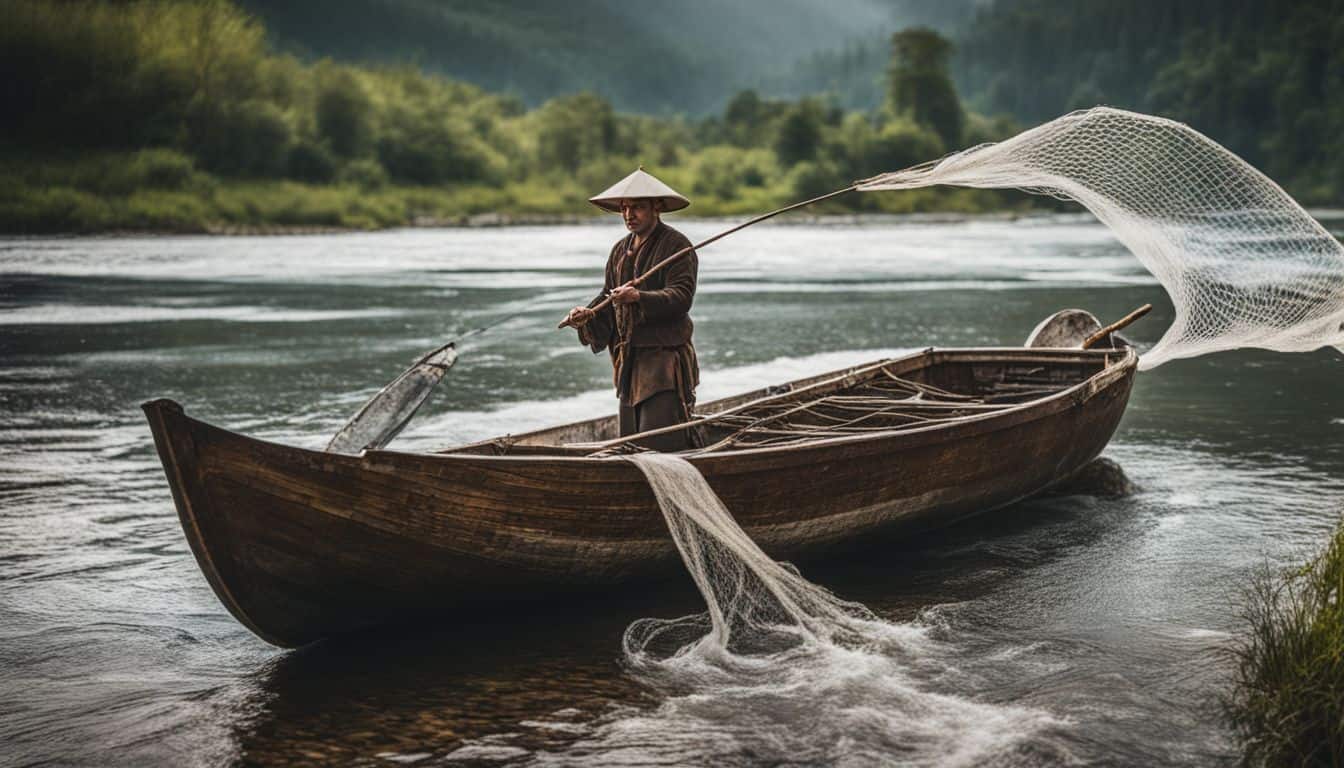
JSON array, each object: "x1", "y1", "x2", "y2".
[
  {"x1": 0, "y1": 0, "x2": 1017, "y2": 233},
  {"x1": 954, "y1": 0, "x2": 1344, "y2": 205},
  {"x1": 2, "y1": 0, "x2": 1339, "y2": 233}
]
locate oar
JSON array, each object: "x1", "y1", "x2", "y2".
[
  {"x1": 1082, "y1": 304, "x2": 1153, "y2": 349},
  {"x1": 326, "y1": 312, "x2": 523, "y2": 454},
  {"x1": 558, "y1": 185, "x2": 857, "y2": 329},
  {"x1": 326, "y1": 342, "x2": 458, "y2": 454}
]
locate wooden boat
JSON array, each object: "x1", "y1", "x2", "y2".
[{"x1": 143, "y1": 345, "x2": 1138, "y2": 647}]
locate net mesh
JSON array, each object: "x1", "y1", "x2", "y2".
[
  {"x1": 543, "y1": 452, "x2": 1066, "y2": 765},
  {"x1": 623, "y1": 452, "x2": 879, "y2": 662},
  {"x1": 857, "y1": 107, "x2": 1344, "y2": 369}
]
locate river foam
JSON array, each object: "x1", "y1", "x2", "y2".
[{"x1": 445, "y1": 453, "x2": 1070, "y2": 766}]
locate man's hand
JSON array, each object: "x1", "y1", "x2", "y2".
[
  {"x1": 566, "y1": 306, "x2": 595, "y2": 327},
  {"x1": 609, "y1": 284, "x2": 640, "y2": 305}
]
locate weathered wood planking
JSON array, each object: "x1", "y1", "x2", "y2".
[{"x1": 143, "y1": 347, "x2": 1137, "y2": 647}]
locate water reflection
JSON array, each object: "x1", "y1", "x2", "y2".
[
  {"x1": 2, "y1": 221, "x2": 1342, "y2": 766},
  {"x1": 227, "y1": 442, "x2": 1325, "y2": 767},
  {"x1": 233, "y1": 589, "x2": 694, "y2": 765}
]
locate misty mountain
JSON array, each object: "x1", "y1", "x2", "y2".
[{"x1": 237, "y1": 0, "x2": 977, "y2": 114}]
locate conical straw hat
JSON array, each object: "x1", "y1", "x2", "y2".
[{"x1": 589, "y1": 167, "x2": 690, "y2": 213}]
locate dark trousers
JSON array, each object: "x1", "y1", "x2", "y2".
[{"x1": 618, "y1": 390, "x2": 694, "y2": 452}]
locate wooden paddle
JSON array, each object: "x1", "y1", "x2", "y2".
[{"x1": 1082, "y1": 304, "x2": 1153, "y2": 349}]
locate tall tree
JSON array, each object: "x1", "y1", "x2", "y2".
[
  {"x1": 886, "y1": 27, "x2": 965, "y2": 150},
  {"x1": 774, "y1": 100, "x2": 824, "y2": 167}
]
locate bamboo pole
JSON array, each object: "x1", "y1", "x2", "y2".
[{"x1": 558, "y1": 185, "x2": 857, "y2": 329}]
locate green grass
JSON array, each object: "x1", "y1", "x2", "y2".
[
  {"x1": 1225, "y1": 520, "x2": 1344, "y2": 766},
  {"x1": 0, "y1": 150, "x2": 1044, "y2": 234}
]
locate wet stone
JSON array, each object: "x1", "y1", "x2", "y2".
[{"x1": 1039, "y1": 457, "x2": 1138, "y2": 499}]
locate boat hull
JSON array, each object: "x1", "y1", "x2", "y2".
[{"x1": 143, "y1": 347, "x2": 1137, "y2": 647}]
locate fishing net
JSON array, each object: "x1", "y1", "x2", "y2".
[
  {"x1": 610, "y1": 453, "x2": 1061, "y2": 764},
  {"x1": 623, "y1": 452, "x2": 879, "y2": 661},
  {"x1": 857, "y1": 107, "x2": 1344, "y2": 369}
]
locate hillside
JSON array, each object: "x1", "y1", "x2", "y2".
[
  {"x1": 237, "y1": 0, "x2": 1344, "y2": 199},
  {"x1": 3, "y1": 0, "x2": 1339, "y2": 235},
  {"x1": 953, "y1": 0, "x2": 1344, "y2": 201},
  {"x1": 235, "y1": 0, "x2": 974, "y2": 114}
]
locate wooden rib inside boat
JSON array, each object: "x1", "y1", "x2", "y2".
[{"x1": 143, "y1": 346, "x2": 1137, "y2": 647}]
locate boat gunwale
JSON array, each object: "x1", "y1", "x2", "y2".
[
  {"x1": 143, "y1": 347, "x2": 1136, "y2": 472},
  {"x1": 369, "y1": 346, "x2": 1138, "y2": 465}
]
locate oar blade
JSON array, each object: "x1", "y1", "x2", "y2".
[
  {"x1": 1025, "y1": 309, "x2": 1103, "y2": 348},
  {"x1": 326, "y1": 343, "x2": 459, "y2": 454}
]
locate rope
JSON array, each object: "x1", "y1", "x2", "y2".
[{"x1": 447, "y1": 310, "x2": 525, "y2": 345}]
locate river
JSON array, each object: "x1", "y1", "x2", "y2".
[{"x1": 2, "y1": 215, "x2": 1342, "y2": 766}]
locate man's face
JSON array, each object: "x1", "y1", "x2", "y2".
[{"x1": 619, "y1": 199, "x2": 659, "y2": 236}]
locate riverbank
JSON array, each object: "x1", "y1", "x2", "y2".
[
  {"x1": 0, "y1": 144, "x2": 1048, "y2": 237},
  {"x1": 1225, "y1": 519, "x2": 1344, "y2": 766},
  {"x1": 0, "y1": 169, "x2": 1038, "y2": 236},
  {"x1": 4, "y1": 210, "x2": 1073, "y2": 239},
  {"x1": 5, "y1": 148, "x2": 1338, "y2": 237}
]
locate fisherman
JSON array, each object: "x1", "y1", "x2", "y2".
[{"x1": 565, "y1": 168, "x2": 700, "y2": 451}]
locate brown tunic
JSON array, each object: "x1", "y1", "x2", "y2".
[{"x1": 576, "y1": 221, "x2": 699, "y2": 411}]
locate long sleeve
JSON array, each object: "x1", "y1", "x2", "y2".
[
  {"x1": 577, "y1": 250, "x2": 618, "y2": 352},
  {"x1": 577, "y1": 291, "x2": 615, "y2": 351},
  {"x1": 636, "y1": 249, "x2": 696, "y2": 323}
]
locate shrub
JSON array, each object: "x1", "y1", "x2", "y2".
[
  {"x1": 774, "y1": 100, "x2": 824, "y2": 167},
  {"x1": 1224, "y1": 521, "x2": 1344, "y2": 767},
  {"x1": 188, "y1": 99, "x2": 293, "y2": 177},
  {"x1": 689, "y1": 146, "x2": 778, "y2": 199},
  {"x1": 532, "y1": 92, "x2": 621, "y2": 174},
  {"x1": 788, "y1": 159, "x2": 846, "y2": 201},
  {"x1": 120, "y1": 190, "x2": 210, "y2": 232},
  {"x1": 0, "y1": 187, "x2": 113, "y2": 233},
  {"x1": 337, "y1": 158, "x2": 389, "y2": 190},
  {"x1": 377, "y1": 117, "x2": 500, "y2": 185},
  {"x1": 130, "y1": 149, "x2": 199, "y2": 189},
  {"x1": 575, "y1": 154, "x2": 640, "y2": 195},
  {"x1": 870, "y1": 119, "x2": 945, "y2": 174},
  {"x1": 288, "y1": 141, "x2": 338, "y2": 183},
  {"x1": 0, "y1": 0, "x2": 265, "y2": 150},
  {"x1": 315, "y1": 64, "x2": 374, "y2": 157},
  {"x1": 341, "y1": 191, "x2": 405, "y2": 228}
]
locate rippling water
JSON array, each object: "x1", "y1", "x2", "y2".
[{"x1": 3, "y1": 215, "x2": 1343, "y2": 767}]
